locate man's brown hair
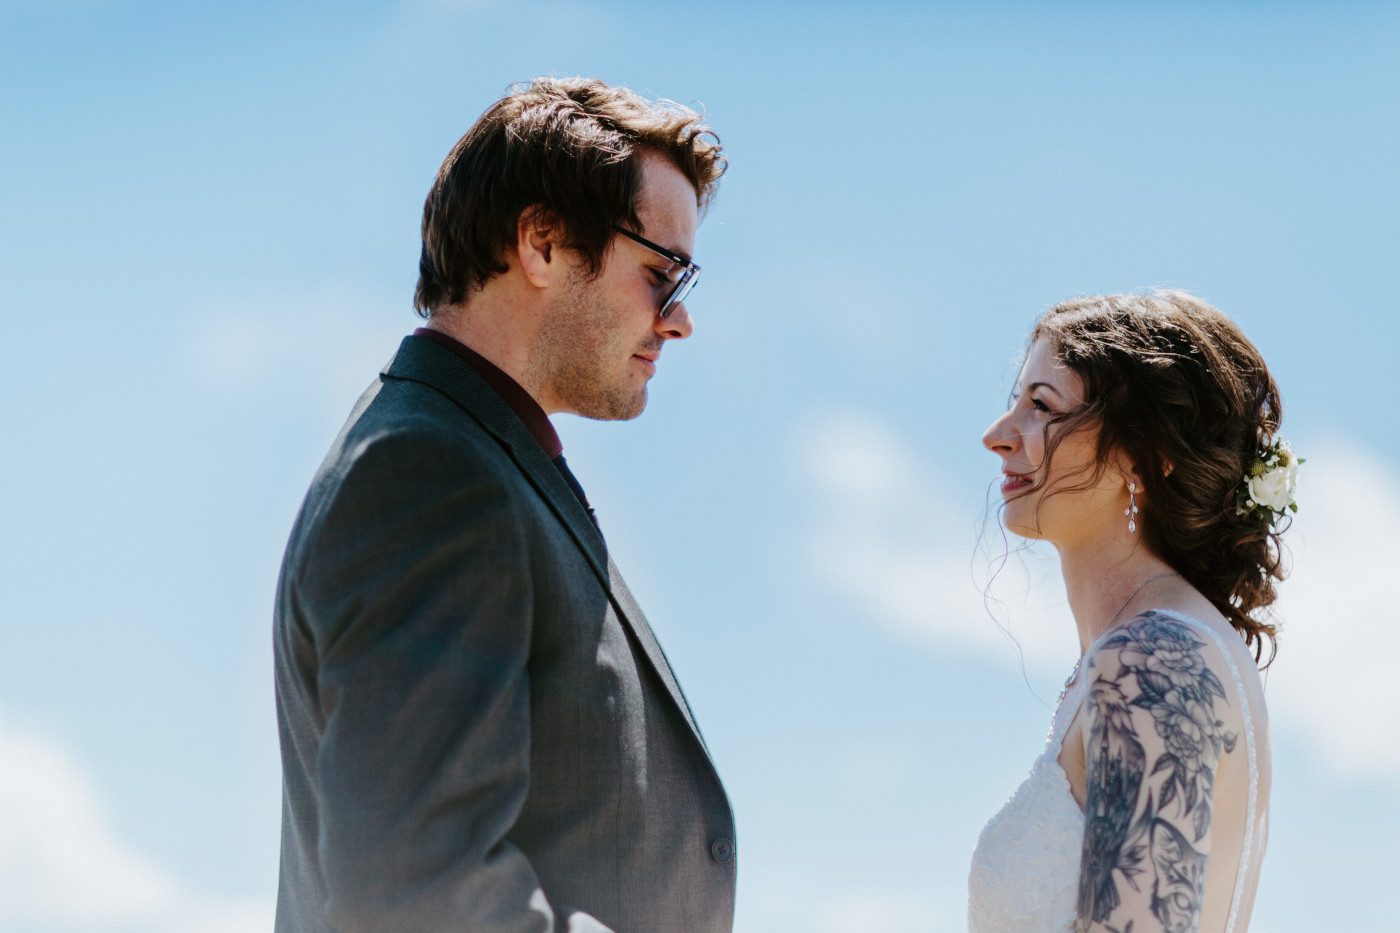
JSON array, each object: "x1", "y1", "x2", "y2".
[{"x1": 413, "y1": 77, "x2": 726, "y2": 316}]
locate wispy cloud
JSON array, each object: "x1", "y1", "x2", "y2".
[
  {"x1": 0, "y1": 714, "x2": 272, "y2": 933},
  {"x1": 820, "y1": 894, "x2": 936, "y2": 933},
  {"x1": 803, "y1": 408, "x2": 1079, "y2": 675},
  {"x1": 831, "y1": 739, "x2": 918, "y2": 803},
  {"x1": 183, "y1": 285, "x2": 411, "y2": 408},
  {"x1": 0, "y1": 716, "x2": 176, "y2": 928},
  {"x1": 739, "y1": 871, "x2": 956, "y2": 933},
  {"x1": 1264, "y1": 439, "x2": 1400, "y2": 780},
  {"x1": 803, "y1": 411, "x2": 1400, "y2": 784}
]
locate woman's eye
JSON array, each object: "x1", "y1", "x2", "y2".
[{"x1": 1031, "y1": 397, "x2": 1051, "y2": 414}]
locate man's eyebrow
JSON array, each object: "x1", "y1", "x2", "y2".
[{"x1": 650, "y1": 233, "x2": 692, "y2": 264}]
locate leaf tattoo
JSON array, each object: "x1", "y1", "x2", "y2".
[
  {"x1": 1148, "y1": 819, "x2": 1208, "y2": 933},
  {"x1": 1076, "y1": 612, "x2": 1238, "y2": 933},
  {"x1": 1079, "y1": 678, "x2": 1147, "y2": 924}
]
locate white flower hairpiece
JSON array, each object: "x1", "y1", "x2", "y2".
[{"x1": 1235, "y1": 437, "x2": 1301, "y2": 526}]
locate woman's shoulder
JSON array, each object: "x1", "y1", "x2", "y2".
[
  {"x1": 1084, "y1": 607, "x2": 1266, "y2": 726},
  {"x1": 1076, "y1": 608, "x2": 1268, "y2": 932}
]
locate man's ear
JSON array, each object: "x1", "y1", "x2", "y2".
[{"x1": 516, "y1": 205, "x2": 564, "y2": 289}]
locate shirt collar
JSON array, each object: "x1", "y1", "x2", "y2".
[{"x1": 412, "y1": 327, "x2": 563, "y2": 459}]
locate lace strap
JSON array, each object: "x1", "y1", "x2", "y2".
[{"x1": 1151, "y1": 611, "x2": 1259, "y2": 933}]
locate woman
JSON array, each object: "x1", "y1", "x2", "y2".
[{"x1": 967, "y1": 291, "x2": 1295, "y2": 933}]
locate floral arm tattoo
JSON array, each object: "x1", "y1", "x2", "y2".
[{"x1": 1075, "y1": 612, "x2": 1238, "y2": 933}]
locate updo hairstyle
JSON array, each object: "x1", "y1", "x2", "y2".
[{"x1": 1031, "y1": 290, "x2": 1284, "y2": 662}]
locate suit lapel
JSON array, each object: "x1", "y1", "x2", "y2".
[
  {"x1": 382, "y1": 335, "x2": 711, "y2": 757},
  {"x1": 603, "y1": 555, "x2": 707, "y2": 750},
  {"x1": 384, "y1": 336, "x2": 607, "y2": 578}
]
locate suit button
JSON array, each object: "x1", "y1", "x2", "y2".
[{"x1": 710, "y1": 837, "x2": 734, "y2": 863}]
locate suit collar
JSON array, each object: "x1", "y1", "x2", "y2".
[
  {"x1": 382, "y1": 334, "x2": 713, "y2": 760},
  {"x1": 383, "y1": 335, "x2": 607, "y2": 579},
  {"x1": 409, "y1": 327, "x2": 563, "y2": 458}
]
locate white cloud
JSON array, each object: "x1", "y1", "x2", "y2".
[
  {"x1": 184, "y1": 285, "x2": 411, "y2": 411},
  {"x1": 0, "y1": 714, "x2": 272, "y2": 933},
  {"x1": 1265, "y1": 440, "x2": 1400, "y2": 780},
  {"x1": 0, "y1": 717, "x2": 176, "y2": 927},
  {"x1": 821, "y1": 894, "x2": 934, "y2": 933},
  {"x1": 803, "y1": 411, "x2": 1400, "y2": 784},
  {"x1": 804, "y1": 409, "x2": 1079, "y2": 677},
  {"x1": 739, "y1": 872, "x2": 954, "y2": 933},
  {"x1": 831, "y1": 739, "x2": 918, "y2": 803}
]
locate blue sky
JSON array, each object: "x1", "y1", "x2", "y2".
[{"x1": 1, "y1": 2, "x2": 1397, "y2": 931}]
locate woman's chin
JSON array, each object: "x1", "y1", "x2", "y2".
[{"x1": 999, "y1": 507, "x2": 1043, "y2": 541}]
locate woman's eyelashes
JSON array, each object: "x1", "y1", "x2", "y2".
[{"x1": 1009, "y1": 389, "x2": 1054, "y2": 416}]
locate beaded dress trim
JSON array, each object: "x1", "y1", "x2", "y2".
[{"x1": 967, "y1": 612, "x2": 1266, "y2": 933}]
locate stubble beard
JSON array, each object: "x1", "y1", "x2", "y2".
[{"x1": 530, "y1": 273, "x2": 652, "y2": 422}]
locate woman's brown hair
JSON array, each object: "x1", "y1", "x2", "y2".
[{"x1": 1029, "y1": 291, "x2": 1284, "y2": 663}]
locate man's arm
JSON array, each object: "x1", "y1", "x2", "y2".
[{"x1": 296, "y1": 424, "x2": 611, "y2": 933}]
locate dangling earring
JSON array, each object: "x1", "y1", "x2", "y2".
[{"x1": 1125, "y1": 482, "x2": 1139, "y2": 534}]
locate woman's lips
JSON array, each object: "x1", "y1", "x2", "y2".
[{"x1": 1000, "y1": 474, "x2": 1033, "y2": 494}]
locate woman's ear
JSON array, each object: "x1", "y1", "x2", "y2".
[{"x1": 1110, "y1": 447, "x2": 1143, "y2": 492}]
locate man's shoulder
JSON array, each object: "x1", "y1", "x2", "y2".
[
  {"x1": 276, "y1": 376, "x2": 540, "y2": 650},
  {"x1": 339, "y1": 374, "x2": 511, "y2": 472},
  {"x1": 293, "y1": 375, "x2": 527, "y2": 529},
  {"x1": 282, "y1": 374, "x2": 537, "y2": 576}
]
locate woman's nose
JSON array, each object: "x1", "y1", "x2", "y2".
[{"x1": 982, "y1": 411, "x2": 1017, "y2": 454}]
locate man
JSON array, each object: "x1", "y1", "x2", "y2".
[{"x1": 273, "y1": 78, "x2": 735, "y2": 933}]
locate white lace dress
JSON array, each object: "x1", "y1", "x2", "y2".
[{"x1": 967, "y1": 612, "x2": 1266, "y2": 933}]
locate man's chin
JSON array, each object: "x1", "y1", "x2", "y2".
[{"x1": 572, "y1": 388, "x2": 648, "y2": 422}]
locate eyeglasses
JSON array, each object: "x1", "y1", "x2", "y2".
[{"x1": 611, "y1": 224, "x2": 701, "y2": 318}]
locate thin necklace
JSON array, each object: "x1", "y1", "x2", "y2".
[{"x1": 1057, "y1": 570, "x2": 1181, "y2": 706}]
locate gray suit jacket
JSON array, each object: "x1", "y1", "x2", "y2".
[{"x1": 273, "y1": 335, "x2": 736, "y2": 933}]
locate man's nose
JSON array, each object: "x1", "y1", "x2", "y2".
[{"x1": 657, "y1": 301, "x2": 694, "y2": 340}]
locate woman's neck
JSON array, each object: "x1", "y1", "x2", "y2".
[{"x1": 1057, "y1": 539, "x2": 1177, "y2": 652}]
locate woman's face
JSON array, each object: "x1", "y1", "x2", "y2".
[{"x1": 982, "y1": 336, "x2": 1126, "y2": 547}]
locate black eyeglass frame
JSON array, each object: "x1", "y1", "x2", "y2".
[{"x1": 610, "y1": 224, "x2": 701, "y2": 318}]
